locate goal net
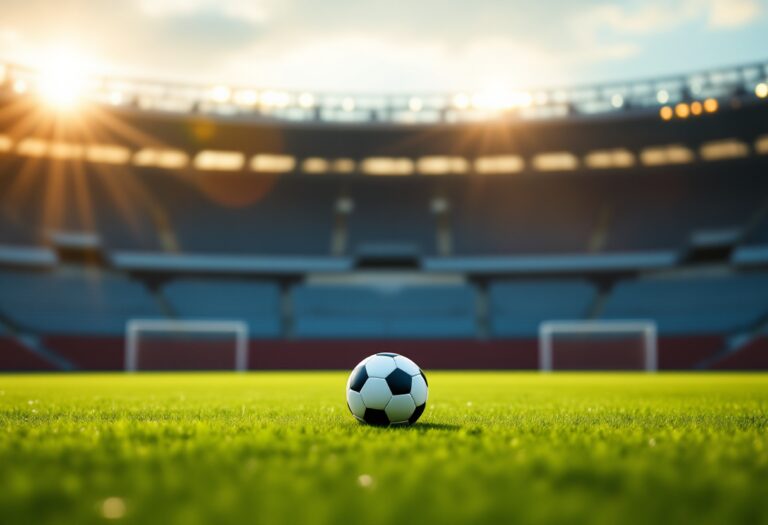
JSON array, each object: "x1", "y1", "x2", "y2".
[
  {"x1": 125, "y1": 319, "x2": 249, "y2": 372},
  {"x1": 539, "y1": 320, "x2": 657, "y2": 371}
]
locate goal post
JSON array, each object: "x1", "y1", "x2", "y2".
[
  {"x1": 539, "y1": 320, "x2": 658, "y2": 372},
  {"x1": 125, "y1": 319, "x2": 249, "y2": 372}
]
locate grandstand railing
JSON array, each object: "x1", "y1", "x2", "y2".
[{"x1": 1, "y1": 60, "x2": 766, "y2": 124}]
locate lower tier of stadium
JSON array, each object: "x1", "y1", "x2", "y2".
[{"x1": 0, "y1": 267, "x2": 766, "y2": 371}]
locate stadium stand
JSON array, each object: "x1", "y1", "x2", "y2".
[
  {"x1": 346, "y1": 178, "x2": 438, "y2": 258},
  {"x1": 488, "y1": 280, "x2": 596, "y2": 337},
  {"x1": 0, "y1": 268, "x2": 164, "y2": 334},
  {"x1": 0, "y1": 158, "x2": 163, "y2": 251},
  {"x1": 603, "y1": 162, "x2": 768, "y2": 252},
  {"x1": 444, "y1": 175, "x2": 602, "y2": 255},
  {"x1": 162, "y1": 278, "x2": 282, "y2": 337},
  {"x1": 1, "y1": 60, "x2": 768, "y2": 371},
  {"x1": 141, "y1": 171, "x2": 338, "y2": 255},
  {"x1": 600, "y1": 273, "x2": 768, "y2": 335},
  {"x1": 292, "y1": 284, "x2": 477, "y2": 339}
]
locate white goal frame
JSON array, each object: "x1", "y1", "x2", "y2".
[
  {"x1": 539, "y1": 320, "x2": 658, "y2": 372},
  {"x1": 125, "y1": 319, "x2": 249, "y2": 372}
]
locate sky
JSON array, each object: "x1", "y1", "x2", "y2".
[{"x1": 0, "y1": 0, "x2": 766, "y2": 93}]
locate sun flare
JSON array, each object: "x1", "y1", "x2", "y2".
[{"x1": 35, "y1": 46, "x2": 94, "y2": 110}]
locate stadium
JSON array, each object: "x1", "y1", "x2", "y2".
[{"x1": 1, "y1": 5, "x2": 768, "y2": 523}]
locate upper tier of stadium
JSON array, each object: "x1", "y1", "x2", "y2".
[
  {"x1": 1, "y1": 59, "x2": 767, "y2": 176},
  {"x1": 1, "y1": 59, "x2": 767, "y2": 125}
]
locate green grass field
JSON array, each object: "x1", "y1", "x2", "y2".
[{"x1": 1, "y1": 373, "x2": 767, "y2": 525}]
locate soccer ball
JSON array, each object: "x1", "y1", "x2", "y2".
[{"x1": 346, "y1": 353, "x2": 428, "y2": 426}]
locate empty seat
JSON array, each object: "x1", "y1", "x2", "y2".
[
  {"x1": 0, "y1": 158, "x2": 162, "y2": 250},
  {"x1": 142, "y1": 171, "x2": 338, "y2": 255},
  {"x1": 601, "y1": 273, "x2": 768, "y2": 335},
  {"x1": 346, "y1": 178, "x2": 438, "y2": 256},
  {"x1": 446, "y1": 177, "x2": 602, "y2": 255},
  {"x1": 489, "y1": 280, "x2": 597, "y2": 338},
  {"x1": 162, "y1": 278, "x2": 282, "y2": 338},
  {"x1": 292, "y1": 284, "x2": 477, "y2": 339},
  {"x1": 0, "y1": 269, "x2": 163, "y2": 335}
]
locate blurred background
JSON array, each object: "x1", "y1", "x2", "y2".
[{"x1": 0, "y1": 0, "x2": 768, "y2": 372}]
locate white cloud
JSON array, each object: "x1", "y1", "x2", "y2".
[
  {"x1": 707, "y1": 0, "x2": 761, "y2": 28},
  {"x1": 574, "y1": 0, "x2": 762, "y2": 37},
  {"x1": 137, "y1": 0, "x2": 270, "y2": 24},
  {"x1": 573, "y1": 2, "x2": 700, "y2": 38}
]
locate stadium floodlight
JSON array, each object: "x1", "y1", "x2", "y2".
[
  {"x1": 209, "y1": 85, "x2": 231, "y2": 103},
  {"x1": 125, "y1": 319, "x2": 249, "y2": 372},
  {"x1": 611, "y1": 94, "x2": 624, "y2": 108},
  {"x1": 756, "y1": 83, "x2": 768, "y2": 99},
  {"x1": 675, "y1": 103, "x2": 690, "y2": 118},
  {"x1": 472, "y1": 89, "x2": 532, "y2": 111},
  {"x1": 539, "y1": 320, "x2": 657, "y2": 372},
  {"x1": 12, "y1": 78, "x2": 28, "y2": 94},
  {"x1": 108, "y1": 91, "x2": 125, "y2": 106},
  {"x1": 452, "y1": 93, "x2": 470, "y2": 109},
  {"x1": 656, "y1": 89, "x2": 670, "y2": 104},
  {"x1": 341, "y1": 97, "x2": 356, "y2": 112},
  {"x1": 261, "y1": 90, "x2": 290, "y2": 108},
  {"x1": 298, "y1": 92, "x2": 315, "y2": 108},
  {"x1": 690, "y1": 101, "x2": 703, "y2": 115},
  {"x1": 703, "y1": 98, "x2": 718, "y2": 113},
  {"x1": 234, "y1": 89, "x2": 259, "y2": 106}
]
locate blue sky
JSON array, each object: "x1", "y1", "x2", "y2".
[{"x1": 0, "y1": 0, "x2": 766, "y2": 92}]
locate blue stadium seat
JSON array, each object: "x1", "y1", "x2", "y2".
[
  {"x1": 0, "y1": 269, "x2": 163, "y2": 335},
  {"x1": 162, "y1": 278, "x2": 282, "y2": 338},
  {"x1": 0, "y1": 159, "x2": 162, "y2": 250},
  {"x1": 140, "y1": 171, "x2": 337, "y2": 255},
  {"x1": 488, "y1": 280, "x2": 597, "y2": 338},
  {"x1": 292, "y1": 284, "x2": 477, "y2": 339},
  {"x1": 347, "y1": 178, "x2": 437, "y2": 256},
  {"x1": 601, "y1": 273, "x2": 768, "y2": 335}
]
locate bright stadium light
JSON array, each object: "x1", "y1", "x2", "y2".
[
  {"x1": 453, "y1": 93, "x2": 470, "y2": 109},
  {"x1": 234, "y1": 89, "x2": 258, "y2": 106},
  {"x1": 472, "y1": 88, "x2": 532, "y2": 111},
  {"x1": 675, "y1": 103, "x2": 690, "y2": 118},
  {"x1": 659, "y1": 106, "x2": 673, "y2": 121},
  {"x1": 298, "y1": 92, "x2": 315, "y2": 108},
  {"x1": 261, "y1": 90, "x2": 290, "y2": 108},
  {"x1": 108, "y1": 91, "x2": 125, "y2": 106},
  {"x1": 209, "y1": 85, "x2": 231, "y2": 103},
  {"x1": 36, "y1": 48, "x2": 93, "y2": 110},
  {"x1": 756, "y1": 83, "x2": 768, "y2": 99},
  {"x1": 12, "y1": 78, "x2": 28, "y2": 94},
  {"x1": 704, "y1": 98, "x2": 718, "y2": 113},
  {"x1": 656, "y1": 89, "x2": 670, "y2": 104},
  {"x1": 690, "y1": 101, "x2": 703, "y2": 116},
  {"x1": 611, "y1": 94, "x2": 624, "y2": 108},
  {"x1": 342, "y1": 97, "x2": 355, "y2": 111}
]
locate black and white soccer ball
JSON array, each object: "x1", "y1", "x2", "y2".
[{"x1": 346, "y1": 353, "x2": 428, "y2": 426}]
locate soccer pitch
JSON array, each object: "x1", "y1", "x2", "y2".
[{"x1": 1, "y1": 373, "x2": 766, "y2": 525}]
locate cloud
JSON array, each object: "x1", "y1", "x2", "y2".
[
  {"x1": 137, "y1": 0, "x2": 270, "y2": 25},
  {"x1": 574, "y1": 0, "x2": 762, "y2": 37},
  {"x1": 707, "y1": 0, "x2": 762, "y2": 28},
  {"x1": 0, "y1": 0, "x2": 764, "y2": 92}
]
